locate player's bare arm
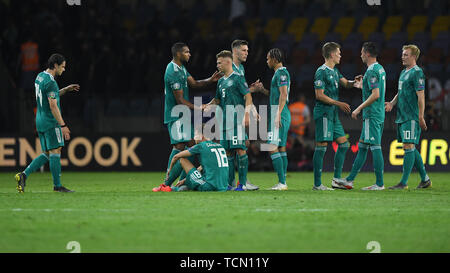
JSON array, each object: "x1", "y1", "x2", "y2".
[
  {"x1": 385, "y1": 93, "x2": 398, "y2": 112},
  {"x1": 352, "y1": 88, "x2": 380, "y2": 119},
  {"x1": 48, "y1": 97, "x2": 70, "y2": 140},
  {"x1": 340, "y1": 75, "x2": 363, "y2": 89},
  {"x1": 315, "y1": 88, "x2": 351, "y2": 114},
  {"x1": 187, "y1": 70, "x2": 222, "y2": 89},
  {"x1": 243, "y1": 93, "x2": 259, "y2": 126},
  {"x1": 59, "y1": 84, "x2": 80, "y2": 96},
  {"x1": 417, "y1": 90, "x2": 427, "y2": 130},
  {"x1": 173, "y1": 89, "x2": 204, "y2": 111}
]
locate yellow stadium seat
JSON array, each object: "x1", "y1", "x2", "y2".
[
  {"x1": 196, "y1": 19, "x2": 213, "y2": 39},
  {"x1": 287, "y1": 17, "x2": 308, "y2": 41},
  {"x1": 310, "y1": 17, "x2": 331, "y2": 41},
  {"x1": 431, "y1": 16, "x2": 450, "y2": 39},
  {"x1": 382, "y1": 16, "x2": 403, "y2": 40},
  {"x1": 406, "y1": 15, "x2": 428, "y2": 40},
  {"x1": 357, "y1": 16, "x2": 380, "y2": 40},
  {"x1": 245, "y1": 18, "x2": 261, "y2": 40},
  {"x1": 264, "y1": 18, "x2": 285, "y2": 42},
  {"x1": 334, "y1": 17, "x2": 356, "y2": 40}
]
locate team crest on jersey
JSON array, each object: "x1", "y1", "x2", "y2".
[
  {"x1": 227, "y1": 80, "x2": 233, "y2": 87},
  {"x1": 419, "y1": 78, "x2": 424, "y2": 85},
  {"x1": 370, "y1": 77, "x2": 377, "y2": 83},
  {"x1": 48, "y1": 92, "x2": 56, "y2": 99},
  {"x1": 172, "y1": 83, "x2": 181, "y2": 90},
  {"x1": 280, "y1": 75, "x2": 287, "y2": 81}
]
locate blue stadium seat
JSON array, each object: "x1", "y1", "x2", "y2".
[
  {"x1": 385, "y1": 32, "x2": 408, "y2": 51},
  {"x1": 106, "y1": 98, "x2": 128, "y2": 117},
  {"x1": 368, "y1": 32, "x2": 385, "y2": 51},
  {"x1": 273, "y1": 33, "x2": 296, "y2": 57},
  {"x1": 339, "y1": 63, "x2": 357, "y2": 79},
  {"x1": 431, "y1": 32, "x2": 449, "y2": 56},
  {"x1": 342, "y1": 32, "x2": 363, "y2": 56},
  {"x1": 295, "y1": 64, "x2": 315, "y2": 87},
  {"x1": 412, "y1": 32, "x2": 431, "y2": 53},
  {"x1": 297, "y1": 32, "x2": 319, "y2": 55},
  {"x1": 323, "y1": 32, "x2": 342, "y2": 44},
  {"x1": 129, "y1": 99, "x2": 149, "y2": 117}
]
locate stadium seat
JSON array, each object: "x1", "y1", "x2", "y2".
[
  {"x1": 310, "y1": 17, "x2": 332, "y2": 41},
  {"x1": 291, "y1": 48, "x2": 307, "y2": 66},
  {"x1": 342, "y1": 32, "x2": 363, "y2": 56},
  {"x1": 384, "y1": 63, "x2": 401, "y2": 82},
  {"x1": 357, "y1": 16, "x2": 380, "y2": 40},
  {"x1": 406, "y1": 16, "x2": 428, "y2": 41},
  {"x1": 368, "y1": 32, "x2": 385, "y2": 51},
  {"x1": 297, "y1": 32, "x2": 319, "y2": 55},
  {"x1": 264, "y1": 18, "x2": 285, "y2": 42},
  {"x1": 412, "y1": 32, "x2": 431, "y2": 53},
  {"x1": 334, "y1": 17, "x2": 356, "y2": 40},
  {"x1": 286, "y1": 17, "x2": 308, "y2": 42},
  {"x1": 196, "y1": 19, "x2": 213, "y2": 39},
  {"x1": 425, "y1": 47, "x2": 443, "y2": 65},
  {"x1": 430, "y1": 16, "x2": 450, "y2": 39},
  {"x1": 427, "y1": 63, "x2": 444, "y2": 78},
  {"x1": 129, "y1": 99, "x2": 149, "y2": 117},
  {"x1": 106, "y1": 98, "x2": 128, "y2": 117},
  {"x1": 245, "y1": 18, "x2": 261, "y2": 40},
  {"x1": 385, "y1": 32, "x2": 407, "y2": 51},
  {"x1": 323, "y1": 32, "x2": 342, "y2": 44},
  {"x1": 273, "y1": 33, "x2": 295, "y2": 57},
  {"x1": 431, "y1": 32, "x2": 449, "y2": 56},
  {"x1": 340, "y1": 63, "x2": 357, "y2": 79},
  {"x1": 380, "y1": 48, "x2": 398, "y2": 64},
  {"x1": 382, "y1": 16, "x2": 404, "y2": 41}
]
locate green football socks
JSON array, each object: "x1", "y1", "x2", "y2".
[
  {"x1": 24, "y1": 153, "x2": 49, "y2": 177},
  {"x1": 165, "y1": 148, "x2": 181, "y2": 186},
  {"x1": 400, "y1": 148, "x2": 415, "y2": 185},
  {"x1": 271, "y1": 152, "x2": 286, "y2": 184},
  {"x1": 347, "y1": 142, "x2": 369, "y2": 181},
  {"x1": 371, "y1": 145, "x2": 384, "y2": 187},
  {"x1": 227, "y1": 155, "x2": 235, "y2": 186},
  {"x1": 238, "y1": 154, "x2": 248, "y2": 186},
  {"x1": 280, "y1": 152, "x2": 288, "y2": 181},
  {"x1": 313, "y1": 146, "x2": 327, "y2": 187},
  {"x1": 334, "y1": 142, "x2": 349, "y2": 179},
  {"x1": 414, "y1": 149, "x2": 429, "y2": 182},
  {"x1": 49, "y1": 153, "x2": 62, "y2": 188}
]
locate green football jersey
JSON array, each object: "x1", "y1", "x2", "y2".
[
  {"x1": 34, "y1": 71, "x2": 61, "y2": 132},
  {"x1": 215, "y1": 71, "x2": 249, "y2": 130},
  {"x1": 188, "y1": 140, "x2": 229, "y2": 191},
  {"x1": 270, "y1": 66, "x2": 291, "y2": 119},
  {"x1": 164, "y1": 61, "x2": 191, "y2": 124},
  {"x1": 362, "y1": 62, "x2": 386, "y2": 123},
  {"x1": 313, "y1": 64, "x2": 344, "y2": 119},
  {"x1": 395, "y1": 65, "x2": 425, "y2": 124},
  {"x1": 232, "y1": 62, "x2": 245, "y2": 76}
]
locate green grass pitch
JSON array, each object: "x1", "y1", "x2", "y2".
[{"x1": 0, "y1": 171, "x2": 449, "y2": 253}]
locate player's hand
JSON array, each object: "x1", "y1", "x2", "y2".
[
  {"x1": 385, "y1": 102, "x2": 393, "y2": 112},
  {"x1": 62, "y1": 126, "x2": 71, "y2": 141},
  {"x1": 243, "y1": 112, "x2": 250, "y2": 127},
  {"x1": 175, "y1": 178, "x2": 186, "y2": 187},
  {"x1": 66, "y1": 84, "x2": 80, "y2": 92},
  {"x1": 274, "y1": 113, "x2": 281, "y2": 128},
  {"x1": 353, "y1": 77, "x2": 363, "y2": 89},
  {"x1": 419, "y1": 116, "x2": 427, "y2": 131},
  {"x1": 210, "y1": 71, "x2": 223, "y2": 82},
  {"x1": 351, "y1": 108, "x2": 361, "y2": 120},
  {"x1": 338, "y1": 102, "x2": 351, "y2": 114}
]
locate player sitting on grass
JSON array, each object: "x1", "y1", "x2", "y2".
[{"x1": 164, "y1": 127, "x2": 229, "y2": 192}]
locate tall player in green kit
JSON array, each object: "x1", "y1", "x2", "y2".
[
  {"x1": 206, "y1": 50, "x2": 259, "y2": 191},
  {"x1": 166, "y1": 128, "x2": 229, "y2": 192},
  {"x1": 312, "y1": 42, "x2": 362, "y2": 191},
  {"x1": 15, "y1": 54, "x2": 80, "y2": 193},
  {"x1": 264, "y1": 48, "x2": 291, "y2": 190},
  {"x1": 153, "y1": 42, "x2": 221, "y2": 192},
  {"x1": 229, "y1": 39, "x2": 261, "y2": 190},
  {"x1": 385, "y1": 45, "x2": 431, "y2": 190},
  {"x1": 335, "y1": 42, "x2": 386, "y2": 190}
]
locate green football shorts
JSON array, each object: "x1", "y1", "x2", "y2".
[
  {"x1": 396, "y1": 120, "x2": 421, "y2": 145},
  {"x1": 185, "y1": 168, "x2": 216, "y2": 191},
  {"x1": 360, "y1": 119, "x2": 384, "y2": 145},
  {"x1": 38, "y1": 126, "x2": 64, "y2": 152},
  {"x1": 167, "y1": 120, "x2": 193, "y2": 145},
  {"x1": 314, "y1": 114, "x2": 345, "y2": 142}
]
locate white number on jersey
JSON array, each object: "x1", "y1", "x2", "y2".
[
  {"x1": 211, "y1": 148, "x2": 228, "y2": 168},
  {"x1": 35, "y1": 83, "x2": 43, "y2": 107}
]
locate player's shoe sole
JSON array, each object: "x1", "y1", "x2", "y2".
[
  {"x1": 312, "y1": 185, "x2": 334, "y2": 191},
  {"x1": 15, "y1": 172, "x2": 26, "y2": 193},
  {"x1": 361, "y1": 184, "x2": 385, "y2": 190},
  {"x1": 270, "y1": 183, "x2": 288, "y2": 191},
  {"x1": 416, "y1": 179, "x2": 432, "y2": 189},
  {"x1": 331, "y1": 178, "x2": 353, "y2": 190}
]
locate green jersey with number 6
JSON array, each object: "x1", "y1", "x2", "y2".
[
  {"x1": 35, "y1": 71, "x2": 61, "y2": 132},
  {"x1": 362, "y1": 62, "x2": 386, "y2": 123},
  {"x1": 395, "y1": 65, "x2": 425, "y2": 124},
  {"x1": 164, "y1": 61, "x2": 191, "y2": 124},
  {"x1": 188, "y1": 141, "x2": 229, "y2": 191}
]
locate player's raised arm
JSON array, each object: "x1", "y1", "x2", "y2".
[
  {"x1": 59, "y1": 84, "x2": 80, "y2": 96},
  {"x1": 187, "y1": 70, "x2": 222, "y2": 89}
]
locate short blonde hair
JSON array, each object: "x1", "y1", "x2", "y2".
[{"x1": 403, "y1": 45, "x2": 421, "y2": 60}]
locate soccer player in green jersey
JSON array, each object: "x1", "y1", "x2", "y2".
[
  {"x1": 166, "y1": 127, "x2": 229, "y2": 192},
  {"x1": 229, "y1": 39, "x2": 261, "y2": 190},
  {"x1": 15, "y1": 54, "x2": 79, "y2": 193},
  {"x1": 264, "y1": 48, "x2": 291, "y2": 190},
  {"x1": 385, "y1": 45, "x2": 431, "y2": 190},
  {"x1": 335, "y1": 42, "x2": 387, "y2": 190},
  {"x1": 205, "y1": 50, "x2": 259, "y2": 191},
  {"x1": 153, "y1": 42, "x2": 221, "y2": 192},
  {"x1": 312, "y1": 42, "x2": 362, "y2": 191}
]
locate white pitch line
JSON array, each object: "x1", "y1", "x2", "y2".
[{"x1": 0, "y1": 208, "x2": 135, "y2": 212}]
